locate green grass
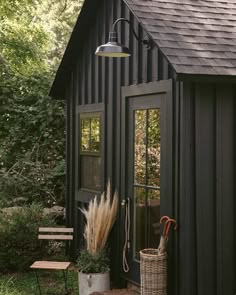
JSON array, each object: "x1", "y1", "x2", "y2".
[{"x1": 0, "y1": 270, "x2": 79, "y2": 295}]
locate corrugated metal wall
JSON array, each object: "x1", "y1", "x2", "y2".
[{"x1": 179, "y1": 82, "x2": 236, "y2": 295}]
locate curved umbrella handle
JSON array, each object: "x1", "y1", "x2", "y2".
[{"x1": 164, "y1": 218, "x2": 177, "y2": 238}]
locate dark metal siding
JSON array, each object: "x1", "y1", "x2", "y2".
[
  {"x1": 72, "y1": 1, "x2": 174, "y2": 198},
  {"x1": 179, "y1": 82, "x2": 236, "y2": 295},
  {"x1": 73, "y1": 0, "x2": 175, "y2": 191},
  {"x1": 66, "y1": 0, "x2": 175, "y2": 286},
  {"x1": 64, "y1": 0, "x2": 236, "y2": 292}
]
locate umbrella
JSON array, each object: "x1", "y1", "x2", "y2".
[{"x1": 158, "y1": 216, "x2": 177, "y2": 254}]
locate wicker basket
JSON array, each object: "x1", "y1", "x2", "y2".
[{"x1": 140, "y1": 248, "x2": 167, "y2": 295}]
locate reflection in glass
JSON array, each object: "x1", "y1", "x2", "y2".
[
  {"x1": 81, "y1": 156, "x2": 102, "y2": 191},
  {"x1": 147, "y1": 189, "x2": 160, "y2": 248},
  {"x1": 134, "y1": 187, "x2": 146, "y2": 259},
  {"x1": 91, "y1": 118, "x2": 100, "y2": 152},
  {"x1": 147, "y1": 109, "x2": 161, "y2": 187},
  {"x1": 81, "y1": 117, "x2": 100, "y2": 152},
  {"x1": 133, "y1": 107, "x2": 161, "y2": 260},
  {"x1": 81, "y1": 118, "x2": 90, "y2": 151},
  {"x1": 134, "y1": 110, "x2": 146, "y2": 185}
]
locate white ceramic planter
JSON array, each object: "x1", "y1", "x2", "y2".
[{"x1": 78, "y1": 271, "x2": 110, "y2": 295}]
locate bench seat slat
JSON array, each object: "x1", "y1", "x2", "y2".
[
  {"x1": 30, "y1": 261, "x2": 71, "y2": 270},
  {"x1": 38, "y1": 234, "x2": 73, "y2": 240},
  {"x1": 38, "y1": 227, "x2": 74, "y2": 233}
]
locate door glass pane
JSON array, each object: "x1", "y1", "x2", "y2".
[
  {"x1": 134, "y1": 110, "x2": 146, "y2": 185},
  {"x1": 134, "y1": 187, "x2": 146, "y2": 259},
  {"x1": 133, "y1": 107, "x2": 161, "y2": 261},
  {"x1": 147, "y1": 109, "x2": 161, "y2": 187},
  {"x1": 147, "y1": 189, "x2": 160, "y2": 248}
]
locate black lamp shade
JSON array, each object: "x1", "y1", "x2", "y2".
[{"x1": 95, "y1": 31, "x2": 130, "y2": 57}]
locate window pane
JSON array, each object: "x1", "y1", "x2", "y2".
[
  {"x1": 147, "y1": 189, "x2": 160, "y2": 248},
  {"x1": 134, "y1": 187, "x2": 146, "y2": 259},
  {"x1": 90, "y1": 118, "x2": 100, "y2": 152},
  {"x1": 147, "y1": 109, "x2": 161, "y2": 187},
  {"x1": 81, "y1": 118, "x2": 91, "y2": 152},
  {"x1": 81, "y1": 156, "x2": 102, "y2": 191},
  {"x1": 134, "y1": 110, "x2": 146, "y2": 185},
  {"x1": 81, "y1": 116, "x2": 101, "y2": 153}
]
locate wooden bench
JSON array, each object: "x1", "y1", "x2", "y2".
[{"x1": 30, "y1": 227, "x2": 74, "y2": 295}]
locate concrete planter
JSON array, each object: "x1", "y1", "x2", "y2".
[{"x1": 78, "y1": 271, "x2": 110, "y2": 295}]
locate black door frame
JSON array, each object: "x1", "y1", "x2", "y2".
[{"x1": 120, "y1": 79, "x2": 173, "y2": 284}]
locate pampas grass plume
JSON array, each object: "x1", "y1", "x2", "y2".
[{"x1": 80, "y1": 181, "x2": 118, "y2": 253}]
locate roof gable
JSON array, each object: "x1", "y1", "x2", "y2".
[{"x1": 125, "y1": 0, "x2": 236, "y2": 75}]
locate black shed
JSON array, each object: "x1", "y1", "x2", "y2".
[{"x1": 50, "y1": 0, "x2": 236, "y2": 294}]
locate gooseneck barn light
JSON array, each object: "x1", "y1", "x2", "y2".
[{"x1": 95, "y1": 18, "x2": 151, "y2": 57}]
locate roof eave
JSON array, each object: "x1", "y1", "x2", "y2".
[{"x1": 177, "y1": 73, "x2": 236, "y2": 83}]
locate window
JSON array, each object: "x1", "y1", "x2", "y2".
[{"x1": 80, "y1": 113, "x2": 102, "y2": 192}]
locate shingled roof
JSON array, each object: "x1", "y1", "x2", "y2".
[
  {"x1": 50, "y1": 0, "x2": 236, "y2": 98},
  {"x1": 125, "y1": 0, "x2": 236, "y2": 75}
]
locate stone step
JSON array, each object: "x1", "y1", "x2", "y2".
[{"x1": 90, "y1": 289, "x2": 139, "y2": 295}]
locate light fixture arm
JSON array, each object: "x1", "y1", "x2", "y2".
[
  {"x1": 112, "y1": 18, "x2": 139, "y2": 41},
  {"x1": 111, "y1": 18, "x2": 150, "y2": 47}
]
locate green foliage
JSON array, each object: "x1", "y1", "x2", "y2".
[
  {"x1": 0, "y1": 70, "x2": 65, "y2": 206},
  {"x1": 0, "y1": 0, "x2": 84, "y2": 206},
  {"x1": 0, "y1": 203, "x2": 56, "y2": 272},
  {"x1": 77, "y1": 249, "x2": 110, "y2": 274}
]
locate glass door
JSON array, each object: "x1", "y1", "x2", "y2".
[{"x1": 126, "y1": 94, "x2": 163, "y2": 282}]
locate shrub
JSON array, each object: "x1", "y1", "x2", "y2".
[
  {"x1": 0, "y1": 203, "x2": 56, "y2": 272},
  {"x1": 77, "y1": 249, "x2": 110, "y2": 274}
]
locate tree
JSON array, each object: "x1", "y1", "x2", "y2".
[{"x1": 0, "y1": 0, "x2": 84, "y2": 206}]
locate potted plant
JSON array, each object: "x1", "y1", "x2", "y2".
[{"x1": 77, "y1": 182, "x2": 118, "y2": 295}]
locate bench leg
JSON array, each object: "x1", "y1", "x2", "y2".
[
  {"x1": 34, "y1": 270, "x2": 42, "y2": 295},
  {"x1": 63, "y1": 270, "x2": 69, "y2": 294}
]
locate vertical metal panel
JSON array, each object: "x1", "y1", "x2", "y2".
[
  {"x1": 179, "y1": 82, "x2": 197, "y2": 295},
  {"x1": 106, "y1": 0, "x2": 114, "y2": 183},
  {"x1": 101, "y1": 0, "x2": 106, "y2": 103},
  {"x1": 173, "y1": 80, "x2": 181, "y2": 295},
  {"x1": 80, "y1": 47, "x2": 86, "y2": 105},
  {"x1": 65, "y1": 80, "x2": 71, "y2": 226},
  {"x1": 65, "y1": 73, "x2": 77, "y2": 257},
  {"x1": 215, "y1": 85, "x2": 235, "y2": 295},
  {"x1": 123, "y1": 3, "x2": 130, "y2": 86},
  {"x1": 179, "y1": 81, "x2": 236, "y2": 295},
  {"x1": 87, "y1": 35, "x2": 92, "y2": 104},
  {"x1": 94, "y1": 20, "x2": 100, "y2": 104},
  {"x1": 195, "y1": 83, "x2": 216, "y2": 295}
]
